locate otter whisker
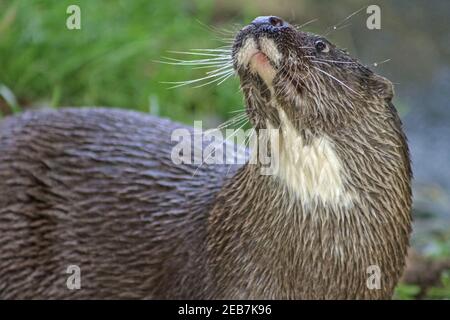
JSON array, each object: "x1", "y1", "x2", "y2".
[
  {"x1": 195, "y1": 19, "x2": 241, "y2": 37},
  {"x1": 168, "y1": 50, "x2": 232, "y2": 58},
  {"x1": 191, "y1": 64, "x2": 232, "y2": 70},
  {"x1": 161, "y1": 56, "x2": 230, "y2": 62},
  {"x1": 278, "y1": 71, "x2": 293, "y2": 97},
  {"x1": 332, "y1": 23, "x2": 351, "y2": 32},
  {"x1": 308, "y1": 70, "x2": 325, "y2": 111},
  {"x1": 310, "y1": 60, "x2": 332, "y2": 67},
  {"x1": 158, "y1": 49, "x2": 233, "y2": 87},
  {"x1": 273, "y1": 50, "x2": 290, "y2": 83},
  {"x1": 232, "y1": 131, "x2": 253, "y2": 163},
  {"x1": 190, "y1": 48, "x2": 232, "y2": 53},
  {"x1": 225, "y1": 126, "x2": 254, "y2": 176},
  {"x1": 191, "y1": 117, "x2": 248, "y2": 140},
  {"x1": 191, "y1": 112, "x2": 248, "y2": 137},
  {"x1": 218, "y1": 44, "x2": 234, "y2": 48},
  {"x1": 205, "y1": 63, "x2": 234, "y2": 75},
  {"x1": 372, "y1": 58, "x2": 391, "y2": 67},
  {"x1": 158, "y1": 56, "x2": 231, "y2": 66},
  {"x1": 220, "y1": 112, "x2": 248, "y2": 136},
  {"x1": 192, "y1": 117, "x2": 249, "y2": 177},
  {"x1": 191, "y1": 71, "x2": 234, "y2": 89},
  {"x1": 215, "y1": 72, "x2": 235, "y2": 86},
  {"x1": 164, "y1": 67, "x2": 233, "y2": 83},
  {"x1": 214, "y1": 38, "x2": 235, "y2": 44},
  {"x1": 159, "y1": 61, "x2": 231, "y2": 70},
  {"x1": 294, "y1": 18, "x2": 318, "y2": 30},
  {"x1": 216, "y1": 112, "x2": 248, "y2": 128},
  {"x1": 277, "y1": 70, "x2": 293, "y2": 97},
  {"x1": 324, "y1": 6, "x2": 366, "y2": 36},
  {"x1": 162, "y1": 68, "x2": 234, "y2": 89},
  {"x1": 243, "y1": 127, "x2": 255, "y2": 146},
  {"x1": 228, "y1": 108, "x2": 246, "y2": 114},
  {"x1": 312, "y1": 66, "x2": 361, "y2": 97},
  {"x1": 277, "y1": 51, "x2": 311, "y2": 98},
  {"x1": 306, "y1": 57, "x2": 357, "y2": 66}
]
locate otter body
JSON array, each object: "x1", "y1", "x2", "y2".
[
  {"x1": 0, "y1": 16, "x2": 412, "y2": 299},
  {"x1": 0, "y1": 109, "x2": 226, "y2": 298}
]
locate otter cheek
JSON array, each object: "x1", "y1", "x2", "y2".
[
  {"x1": 236, "y1": 38, "x2": 258, "y2": 68},
  {"x1": 250, "y1": 53, "x2": 276, "y2": 86}
]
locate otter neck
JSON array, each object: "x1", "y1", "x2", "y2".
[
  {"x1": 247, "y1": 102, "x2": 357, "y2": 208},
  {"x1": 207, "y1": 163, "x2": 403, "y2": 299},
  {"x1": 206, "y1": 100, "x2": 410, "y2": 299}
]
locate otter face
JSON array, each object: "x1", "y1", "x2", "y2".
[{"x1": 232, "y1": 16, "x2": 394, "y2": 130}]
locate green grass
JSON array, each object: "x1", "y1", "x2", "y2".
[{"x1": 0, "y1": 0, "x2": 246, "y2": 124}]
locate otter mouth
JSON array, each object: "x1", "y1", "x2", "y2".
[
  {"x1": 232, "y1": 16, "x2": 291, "y2": 86},
  {"x1": 250, "y1": 51, "x2": 270, "y2": 64},
  {"x1": 248, "y1": 51, "x2": 276, "y2": 85}
]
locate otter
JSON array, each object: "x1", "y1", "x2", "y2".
[{"x1": 0, "y1": 16, "x2": 411, "y2": 299}]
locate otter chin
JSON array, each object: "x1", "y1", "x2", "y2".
[
  {"x1": 249, "y1": 51, "x2": 276, "y2": 85},
  {"x1": 0, "y1": 16, "x2": 412, "y2": 299}
]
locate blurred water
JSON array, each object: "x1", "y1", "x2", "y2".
[{"x1": 402, "y1": 67, "x2": 450, "y2": 237}]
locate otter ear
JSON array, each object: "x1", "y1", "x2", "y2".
[{"x1": 371, "y1": 74, "x2": 394, "y2": 101}]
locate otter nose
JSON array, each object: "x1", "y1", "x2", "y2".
[{"x1": 251, "y1": 16, "x2": 286, "y2": 28}]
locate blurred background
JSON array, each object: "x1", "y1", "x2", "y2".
[{"x1": 0, "y1": 0, "x2": 449, "y2": 299}]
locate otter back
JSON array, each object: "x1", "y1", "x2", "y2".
[{"x1": 0, "y1": 108, "x2": 232, "y2": 299}]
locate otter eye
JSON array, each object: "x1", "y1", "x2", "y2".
[{"x1": 315, "y1": 40, "x2": 329, "y2": 53}]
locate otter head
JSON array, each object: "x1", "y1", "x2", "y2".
[
  {"x1": 230, "y1": 16, "x2": 410, "y2": 207},
  {"x1": 232, "y1": 16, "x2": 394, "y2": 133}
]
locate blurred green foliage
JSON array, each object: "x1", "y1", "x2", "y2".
[
  {"x1": 0, "y1": 0, "x2": 246, "y2": 124},
  {"x1": 427, "y1": 271, "x2": 450, "y2": 299},
  {"x1": 395, "y1": 271, "x2": 450, "y2": 300},
  {"x1": 394, "y1": 283, "x2": 421, "y2": 300}
]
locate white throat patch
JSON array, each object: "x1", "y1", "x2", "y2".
[{"x1": 267, "y1": 108, "x2": 355, "y2": 208}]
